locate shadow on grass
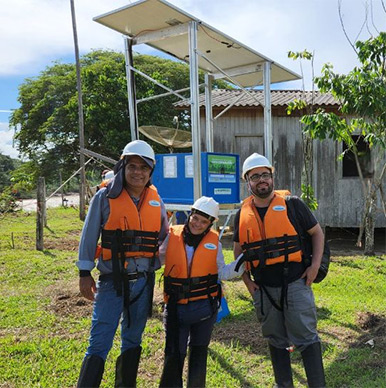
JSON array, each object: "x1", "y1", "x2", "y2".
[
  {"x1": 209, "y1": 347, "x2": 256, "y2": 388},
  {"x1": 317, "y1": 306, "x2": 359, "y2": 333},
  {"x1": 45, "y1": 226, "x2": 56, "y2": 234},
  {"x1": 43, "y1": 249, "x2": 56, "y2": 257}
]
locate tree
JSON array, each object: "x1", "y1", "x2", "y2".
[
  {"x1": 287, "y1": 50, "x2": 318, "y2": 211},
  {"x1": 10, "y1": 50, "x2": 229, "y2": 186},
  {"x1": 0, "y1": 153, "x2": 20, "y2": 192},
  {"x1": 301, "y1": 32, "x2": 386, "y2": 255}
]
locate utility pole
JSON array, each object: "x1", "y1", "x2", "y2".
[{"x1": 70, "y1": 0, "x2": 86, "y2": 220}]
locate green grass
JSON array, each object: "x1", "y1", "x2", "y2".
[{"x1": 0, "y1": 208, "x2": 385, "y2": 387}]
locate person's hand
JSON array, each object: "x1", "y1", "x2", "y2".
[
  {"x1": 242, "y1": 272, "x2": 259, "y2": 296},
  {"x1": 301, "y1": 264, "x2": 319, "y2": 286},
  {"x1": 79, "y1": 276, "x2": 96, "y2": 301}
]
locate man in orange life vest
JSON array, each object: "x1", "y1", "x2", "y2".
[
  {"x1": 76, "y1": 140, "x2": 169, "y2": 388},
  {"x1": 233, "y1": 153, "x2": 326, "y2": 388}
]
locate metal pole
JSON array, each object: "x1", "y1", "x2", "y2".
[
  {"x1": 124, "y1": 37, "x2": 139, "y2": 141},
  {"x1": 204, "y1": 73, "x2": 214, "y2": 152},
  {"x1": 189, "y1": 21, "x2": 202, "y2": 200},
  {"x1": 59, "y1": 171, "x2": 64, "y2": 206},
  {"x1": 263, "y1": 61, "x2": 272, "y2": 162},
  {"x1": 36, "y1": 177, "x2": 45, "y2": 251},
  {"x1": 70, "y1": 0, "x2": 86, "y2": 220}
]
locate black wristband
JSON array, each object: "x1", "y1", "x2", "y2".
[{"x1": 79, "y1": 270, "x2": 91, "y2": 278}]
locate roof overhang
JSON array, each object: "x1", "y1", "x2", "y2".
[{"x1": 93, "y1": 0, "x2": 300, "y2": 87}]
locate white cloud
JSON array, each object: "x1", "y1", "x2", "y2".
[
  {"x1": 0, "y1": 122, "x2": 19, "y2": 159},
  {"x1": 1, "y1": 0, "x2": 384, "y2": 85},
  {"x1": 0, "y1": 0, "x2": 130, "y2": 76},
  {"x1": 0, "y1": 0, "x2": 384, "y2": 161}
]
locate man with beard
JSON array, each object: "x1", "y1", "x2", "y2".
[{"x1": 233, "y1": 153, "x2": 326, "y2": 388}]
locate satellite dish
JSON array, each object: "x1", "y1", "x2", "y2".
[{"x1": 139, "y1": 125, "x2": 192, "y2": 153}]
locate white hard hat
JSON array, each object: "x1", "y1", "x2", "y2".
[
  {"x1": 121, "y1": 140, "x2": 156, "y2": 165},
  {"x1": 191, "y1": 196, "x2": 219, "y2": 221},
  {"x1": 104, "y1": 171, "x2": 114, "y2": 180},
  {"x1": 242, "y1": 152, "x2": 274, "y2": 180}
]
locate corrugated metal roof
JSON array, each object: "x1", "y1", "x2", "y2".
[{"x1": 174, "y1": 89, "x2": 338, "y2": 108}]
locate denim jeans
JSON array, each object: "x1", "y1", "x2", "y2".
[
  {"x1": 164, "y1": 299, "x2": 218, "y2": 356},
  {"x1": 85, "y1": 274, "x2": 153, "y2": 360}
]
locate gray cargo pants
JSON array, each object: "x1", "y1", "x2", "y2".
[{"x1": 252, "y1": 278, "x2": 319, "y2": 352}]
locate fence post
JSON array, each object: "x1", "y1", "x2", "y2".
[
  {"x1": 36, "y1": 176, "x2": 46, "y2": 251},
  {"x1": 59, "y1": 171, "x2": 65, "y2": 206}
]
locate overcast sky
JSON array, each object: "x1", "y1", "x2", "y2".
[{"x1": 1, "y1": 0, "x2": 384, "y2": 158}]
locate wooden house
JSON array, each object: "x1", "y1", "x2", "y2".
[{"x1": 175, "y1": 89, "x2": 386, "y2": 228}]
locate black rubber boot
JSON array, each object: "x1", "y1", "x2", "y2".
[
  {"x1": 269, "y1": 344, "x2": 294, "y2": 388},
  {"x1": 115, "y1": 346, "x2": 142, "y2": 388},
  {"x1": 77, "y1": 354, "x2": 105, "y2": 388},
  {"x1": 187, "y1": 345, "x2": 208, "y2": 388},
  {"x1": 301, "y1": 342, "x2": 326, "y2": 388},
  {"x1": 159, "y1": 352, "x2": 185, "y2": 388}
]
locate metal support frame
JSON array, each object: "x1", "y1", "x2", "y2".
[
  {"x1": 197, "y1": 49, "x2": 263, "y2": 106},
  {"x1": 204, "y1": 73, "x2": 214, "y2": 152},
  {"x1": 129, "y1": 65, "x2": 187, "y2": 101},
  {"x1": 212, "y1": 63, "x2": 263, "y2": 80},
  {"x1": 118, "y1": 17, "x2": 274, "y2": 203},
  {"x1": 189, "y1": 21, "x2": 202, "y2": 200},
  {"x1": 124, "y1": 37, "x2": 139, "y2": 141},
  {"x1": 132, "y1": 22, "x2": 189, "y2": 45},
  {"x1": 263, "y1": 61, "x2": 272, "y2": 162}
]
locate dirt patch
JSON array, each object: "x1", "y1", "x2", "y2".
[
  {"x1": 44, "y1": 238, "x2": 79, "y2": 251},
  {"x1": 46, "y1": 278, "x2": 92, "y2": 322},
  {"x1": 212, "y1": 319, "x2": 266, "y2": 354},
  {"x1": 355, "y1": 312, "x2": 386, "y2": 351}
]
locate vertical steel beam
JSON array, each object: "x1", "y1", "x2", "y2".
[
  {"x1": 205, "y1": 73, "x2": 214, "y2": 152},
  {"x1": 70, "y1": 0, "x2": 86, "y2": 220},
  {"x1": 263, "y1": 61, "x2": 272, "y2": 162},
  {"x1": 124, "y1": 37, "x2": 139, "y2": 141},
  {"x1": 189, "y1": 21, "x2": 202, "y2": 200}
]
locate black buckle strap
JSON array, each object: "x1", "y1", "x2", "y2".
[
  {"x1": 165, "y1": 273, "x2": 218, "y2": 286},
  {"x1": 103, "y1": 229, "x2": 158, "y2": 278},
  {"x1": 102, "y1": 237, "x2": 159, "y2": 248},
  {"x1": 164, "y1": 274, "x2": 219, "y2": 301},
  {"x1": 242, "y1": 235, "x2": 300, "y2": 251},
  {"x1": 244, "y1": 244, "x2": 300, "y2": 261},
  {"x1": 241, "y1": 235, "x2": 301, "y2": 264},
  {"x1": 102, "y1": 229, "x2": 159, "y2": 253},
  {"x1": 122, "y1": 271, "x2": 146, "y2": 281},
  {"x1": 102, "y1": 229, "x2": 159, "y2": 239},
  {"x1": 169, "y1": 284, "x2": 219, "y2": 301}
]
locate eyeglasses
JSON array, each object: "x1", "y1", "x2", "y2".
[
  {"x1": 126, "y1": 163, "x2": 151, "y2": 173},
  {"x1": 248, "y1": 172, "x2": 272, "y2": 182}
]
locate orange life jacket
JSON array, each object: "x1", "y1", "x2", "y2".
[
  {"x1": 239, "y1": 193, "x2": 302, "y2": 271},
  {"x1": 101, "y1": 185, "x2": 161, "y2": 261},
  {"x1": 163, "y1": 224, "x2": 219, "y2": 304}
]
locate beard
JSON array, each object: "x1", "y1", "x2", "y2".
[{"x1": 249, "y1": 181, "x2": 274, "y2": 198}]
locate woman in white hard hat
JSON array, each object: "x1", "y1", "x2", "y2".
[{"x1": 158, "y1": 196, "x2": 244, "y2": 388}]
